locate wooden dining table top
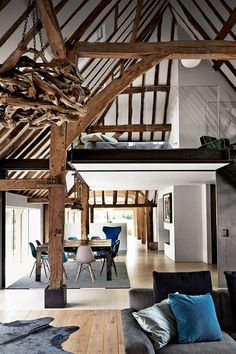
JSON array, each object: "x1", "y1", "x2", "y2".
[{"x1": 37, "y1": 239, "x2": 112, "y2": 249}]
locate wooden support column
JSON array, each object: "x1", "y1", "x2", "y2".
[
  {"x1": 141, "y1": 207, "x2": 147, "y2": 245},
  {"x1": 90, "y1": 205, "x2": 94, "y2": 224},
  {"x1": 0, "y1": 170, "x2": 6, "y2": 288},
  {"x1": 45, "y1": 123, "x2": 66, "y2": 308},
  {"x1": 146, "y1": 205, "x2": 157, "y2": 250},
  {"x1": 81, "y1": 182, "x2": 89, "y2": 240},
  {"x1": 43, "y1": 204, "x2": 49, "y2": 243},
  {"x1": 137, "y1": 208, "x2": 142, "y2": 240},
  {"x1": 133, "y1": 208, "x2": 138, "y2": 237}
]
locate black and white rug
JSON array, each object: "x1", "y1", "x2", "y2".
[
  {"x1": 8, "y1": 261, "x2": 130, "y2": 289},
  {"x1": 0, "y1": 317, "x2": 78, "y2": 353}
]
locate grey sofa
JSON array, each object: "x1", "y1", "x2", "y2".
[{"x1": 121, "y1": 288, "x2": 236, "y2": 354}]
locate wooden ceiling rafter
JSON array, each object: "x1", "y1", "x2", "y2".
[
  {"x1": 80, "y1": 0, "x2": 134, "y2": 76},
  {"x1": 67, "y1": 0, "x2": 113, "y2": 45},
  {"x1": 150, "y1": 14, "x2": 162, "y2": 141},
  {"x1": 38, "y1": 0, "x2": 90, "y2": 58},
  {"x1": 36, "y1": 0, "x2": 66, "y2": 59},
  {"x1": 87, "y1": 123, "x2": 171, "y2": 133},
  {"x1": 139, "y1": 74, "x2": 146, "y2": 141},
  {"x1": 130, "y1": 0, "x2": 144, "y2": 43},
  {"x1": 0, "y1": 0, "x2": 70, "y2": 74},
  {"x1": 0, "y1": 0, "x2": 35, "y2": 48},
  {"x1": 161, "y1": 15, "x2": 176, "y2": 141},
  {"x1": 0, "y1": 0, "x2": 11, "y2": 11}
]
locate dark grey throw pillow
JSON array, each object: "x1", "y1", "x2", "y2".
[
  {"x1": 132, "y1": 299, "x2": 177, "y2": 349},
  {"x1": 153, "y1": 271, "x2": 212, "y2": 303}
]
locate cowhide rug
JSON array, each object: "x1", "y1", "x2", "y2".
[{"x1": 0, "y1": 317, "x2": 79, "y2": 353}]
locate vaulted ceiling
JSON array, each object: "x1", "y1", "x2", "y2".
[{"x1": 0, "y1": 0, "x2": 235, "y2": 199}]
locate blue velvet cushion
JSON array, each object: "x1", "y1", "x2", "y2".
[{"x1": 168, "y1": 293, "x2": 224, "y2": 344}]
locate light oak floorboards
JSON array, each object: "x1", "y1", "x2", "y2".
[{"x1": 0, "y1": 309, "x2": 124, "y2": 354}]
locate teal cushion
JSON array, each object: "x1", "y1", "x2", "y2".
[
  {"x1": 132, "y1": 299, "x2": 177, "y2": 349},
  {"x1": 168, "y1": 293, "x2": 224, "y2": 344}
]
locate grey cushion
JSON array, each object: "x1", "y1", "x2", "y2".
[
  {"x1": 157, "y1": 331, "x2": 236, "y2": 354},
  {"x1": 132, "y1": 299, "x2": 177, "y2": 350},
  {"x1": 121, "y1": 309, "x2": 155, "y2": 354}
]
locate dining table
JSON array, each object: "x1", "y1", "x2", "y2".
[{"x1": 36, "y1": 239, "x2": 112, "y2": 282}]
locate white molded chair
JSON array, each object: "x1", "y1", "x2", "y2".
[{"x1": 75, "y1": 245, "x2": 96, "y2": 283}]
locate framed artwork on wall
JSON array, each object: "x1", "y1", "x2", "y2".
[{"x1": 163, "y1": 193, "x2": 172, "y2": 223}]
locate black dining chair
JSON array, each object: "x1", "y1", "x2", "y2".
[{"x1": 100, "y1": 239, "x2": 120, "y2": 277}]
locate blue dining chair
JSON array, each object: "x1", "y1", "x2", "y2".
[
  {"x1": 102, "y1": 226, "x2": 121, "y2": 245},
  {"x1": 64, "y1": 236, "x2": 78, "y2": 259},
  {"x1": 29, "y1": 242, "x2": 49, "y2": 278}
]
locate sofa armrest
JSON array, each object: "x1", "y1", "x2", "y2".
[
  {"x1": 121, "y1": 309, "x2": 155, "y2": 354},
  {"x1": 129, "y1": 288, "x2": 154, "y2": 311}
]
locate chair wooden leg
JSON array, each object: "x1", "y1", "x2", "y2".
[
  {"x1": 75, "y1": 264, "x2": 82, "y2": 282},
  {"x1": 63, "y1": 264, "x2": 67, "y2": 280},
  {"x1": 42, "y1": 260, "x2": 48, "y2": 278},
  {"x1": 45, "y1": 259, "x2": 50, "y2": 272},
  {"x1": 100, "y1": 258, "x2": 106, "y2": 276},
  {"x1": 91, "y1": 265, "x2": 96, "y2": 280},
  {"x1": 29, "y1": 261, "x2": 36, "y2": 277},
  {"x1": 112, "y1": 259, "x2": 117, "y2": 276},
  {"x1": 88, "y1": 264, "x2": 95, "y2": 283}
]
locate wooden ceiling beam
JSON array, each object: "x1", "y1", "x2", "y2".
[
  {"x1": 0, "y1": 178, "x2": 61, "y2": 191},
  {"x1": 87, "y1": 123, "x2": 171, "y2": 133},
  {"x1": 36, "y1": 0, "x2": 66, "y2": 59},
  {"x1": 92, "y1": 203, "x2": 157, "y2": 208},
  {"x1": 72, "y1": 40, "x2": 236, "y2": 60}
]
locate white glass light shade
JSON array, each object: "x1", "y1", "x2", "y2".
[{"x1": 181, "y1": 59, "x2": 201, "y2": 68}]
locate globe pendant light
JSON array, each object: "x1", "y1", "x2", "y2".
[{"x1": 181, "y1": 59, "x2": 201, "y2": 68}]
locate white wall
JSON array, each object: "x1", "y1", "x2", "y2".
[
  {"x1": 6, "y1": 192, "x2": 44, "y2": 241},
  {"x1": 201, "y1": 185, "x2": 212, "y2": 264},
  {"x1": 158, "y1": 185, "x2": 211, "y2": 263},
  {"x1": 174, "y1": 186, "x2": 203, "y2": 262},
  {"x1": 5, "y1": 193, "x2": 44, "y2": 286},
  {"x1": 158, "y1": 186, "x2": 174, "y2": 257}
]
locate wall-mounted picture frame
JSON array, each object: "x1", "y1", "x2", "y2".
[{"x1": 163, "y1": 193, "x2": 172, "y2": 223}]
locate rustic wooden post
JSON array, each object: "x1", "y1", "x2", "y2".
[
  {"x1": 90, "y1": 205, "x2": 94, "y2": 224},
  {"x1": 137, "y1": 208, "x2": 142, "y2": 240},
  {"x1": 43, "y1": 204, "x2": 49, "y2": 243},
  {"x1": 141, "y1": 207, "x2": 147, "y2": 245},
  {"x1": 81, "y1": 182, "x2": 89, "y2": 240},
  {"x1": 133, "y1": 208, "x2": 138, "y2": 237},
  {"x1": 146, "y1": 205, "x2": 154, "y2": 250},
  {"x1": 45, "y1": 123, "x2": 66, "y2": 308}
]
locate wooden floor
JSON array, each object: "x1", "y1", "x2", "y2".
[{"x1": 0, "y1": 309, "x2": 124, "y2": 354}]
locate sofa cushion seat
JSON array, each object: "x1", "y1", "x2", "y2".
[{"x1": 156, "y1": 331, "x2": 236, "y2": 354}]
